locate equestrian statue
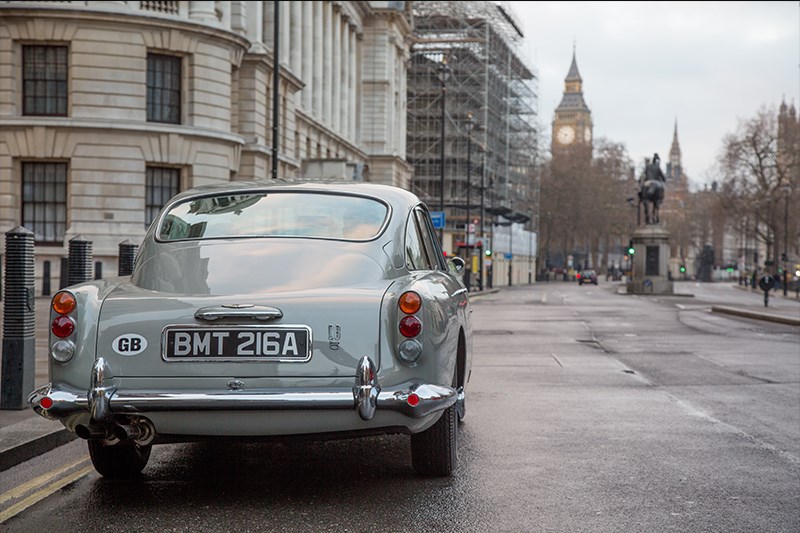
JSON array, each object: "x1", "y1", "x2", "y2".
[{"x1": 638, "y1": 153, "x2": 666, "y2": 225}]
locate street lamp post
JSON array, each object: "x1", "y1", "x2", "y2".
[
  {"x1": 508, "y1": 220, "x2": 513, "y2": 286},
  {"x1": 479, "y1": 153, "x2": 486, "y2": 291},
  {"x1": 783, "y1": 184, "x2": 790, "y2": 296},
  {"x1": 464, "y1": 112, "x2": 475, "y2": 291},
  {"x1": 437, "y1": 59, "x2": 451, "y2": 244}
]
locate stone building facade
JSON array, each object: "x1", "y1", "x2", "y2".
[{"x1": 0, "y1": 0, "x2": 412, "y2": 289}]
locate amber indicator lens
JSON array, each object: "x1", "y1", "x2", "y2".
[
  {"x1": 398, "y1": 291, "x2": 421, "y2": 314},
  {"x1": 52, "y1": 291, "x2": 77, "y2": 315},
  {"x1": 51, "y1": 316, "x2": 75, "y2": 338}
]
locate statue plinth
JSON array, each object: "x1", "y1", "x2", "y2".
[{"x1": 626, "y1": 224, "x2": 674, "y2": 295}]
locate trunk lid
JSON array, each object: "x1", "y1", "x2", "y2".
[{"x1": 97, "y1": 239, "x2": 391, "y2": 378}]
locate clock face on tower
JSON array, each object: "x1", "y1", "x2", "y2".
[
  {"x1": 557, "y1": 125, "x2": 575, "y2": 144},
  {"x1": 584, "y1": 128, "x2": 592, "y2": 142}
]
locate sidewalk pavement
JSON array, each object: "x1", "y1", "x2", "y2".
[
  {"x1": 0, "y1": 285, "x2": 797, "y2": 472},
  {"x1": 0, "y1": 296, "x2": 77, "y2": 472}
]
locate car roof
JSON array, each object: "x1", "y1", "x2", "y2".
[{"x1": 169, "y1": 179, "x2": 420, "y2": 208}]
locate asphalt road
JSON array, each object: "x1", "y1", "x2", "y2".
[{"x1": 1, "y1": 281, "x2": 798, "y2": 532}]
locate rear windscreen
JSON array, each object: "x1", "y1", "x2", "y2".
[{"x1": 158, "y1": 192, "x2": 388, "y2": 242}]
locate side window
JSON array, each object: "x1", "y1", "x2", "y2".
[
  {"x1": 414, "y1": 207, "x2": 445, "y2": 270},
  {"x1": 405, "y1": 213, "x2": 432, "y2": 271}
]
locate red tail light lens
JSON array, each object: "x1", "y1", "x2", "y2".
[
  {"x1": 52, "y1": 291, "x2": 77, "y2": 315},
  {"x1": 40, "y1": 397, "x2": 54, "y2": 409},
  {"x1": 399, "y1": 316, "x2": 421, "y2": 338},
  {"x1": 399, "y1": 291, "x2": 421, "y2": 315},
  {"x1": 51, "y1": 316, "x2": 75, "y2": 338},
  {"x1": 407, "y1": 393, "x2": 420, "y2": 407}
]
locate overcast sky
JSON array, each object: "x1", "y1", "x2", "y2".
[{"x1": 511, "y1": 1, "x2": 800, "y2": 188}]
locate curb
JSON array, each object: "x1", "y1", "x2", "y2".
[
  {"x1": 711, "y1": 305, "x2": 800, "y2": 326},
  {"x1": 0, "y1": 417, "x2": 78, "y2": 472}
]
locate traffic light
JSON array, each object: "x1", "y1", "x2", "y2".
[
  {"x1": 627, "y1": 240, "x2": 635, "y2": 255},
  {"x1": 485, "y1": 249, "x2": 492, "y2": 257},
  {"x1": 679, "y1": 265, "x2": 686, "y2": 273}
]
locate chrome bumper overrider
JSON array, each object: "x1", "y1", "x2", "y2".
[{"x1": 28, "y1": 356, "x2": 457, "y2": 423}]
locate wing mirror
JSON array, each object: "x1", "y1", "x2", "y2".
[{"x1": 449, "y1": 256, "x2": 466, "y2": 274}]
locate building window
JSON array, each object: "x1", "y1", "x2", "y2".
[
  {"x1": 146, "y1": 53, "x2": 181, "y2": 123},
  {"x1": 23, "y1": 46, "x2": 68, "y2": 116},
  {"x1": 145, "y1": 166, "x2": 181, "y2": 227},
  {"x1": 22, "y1": 162, "x2": 68, "y2": 243}
]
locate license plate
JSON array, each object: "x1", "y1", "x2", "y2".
[{"x1": 162, "y1": 326, "x2": 312, "y2": 362}]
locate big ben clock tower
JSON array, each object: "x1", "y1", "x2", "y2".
[{"x1": 552, "y1": 48, "x2": 593, "y2": 157}]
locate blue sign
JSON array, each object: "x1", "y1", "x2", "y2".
[
  {"x1": 504, "y1": 253, "x2": 513, "y2": 260},
  {"x1": 430, "y1": 211, "x2": 445, "y2": 229}
]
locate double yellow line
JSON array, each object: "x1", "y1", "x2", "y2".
[{"x1": 0, "y1": 457, "x2": 93, "y2": 523}]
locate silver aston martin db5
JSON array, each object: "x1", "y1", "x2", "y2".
[{"x1": 29, "y1": 181, "x2": 472, "y2": 478}]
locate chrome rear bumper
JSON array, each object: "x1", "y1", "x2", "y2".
[{"x1": 28, "y1": 356, "x2": 456, "y2": 423}]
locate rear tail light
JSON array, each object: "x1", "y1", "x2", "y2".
[
  {"x1": 52, "y1": 291, "x2": 77, "y2": 315},
  {"x1": 398, "y1": 339, "x2": 422, "y2": 363},
  {"x1": 399, "y1": 291, "x2": 421, "y2": 314},
  {"x1": 39, "y1": 397, "x2": 54, "y2": 410},
  {"x1": 51, "y1": 316, "x2": 75, "y2": 338},
  {"x1": 50, "y1": 291, "x2": 77, "y2": 362},
  {"x1": 397, "y1": 291, "x2": 423, "y2": 364},
  {"x1": 399, "y1": 316, "x2": 421, "y2": 338}
]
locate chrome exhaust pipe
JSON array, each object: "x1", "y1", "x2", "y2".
[
  {"x1": 75, "y1": 424, "x2": 111, "y2": 440},
  {"x1": 113, "y1": 418, "x2": 156, "y2": 446}
]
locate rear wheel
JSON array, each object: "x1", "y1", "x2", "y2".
[
  {"x1": 411, "y1": 401, "x2": 458, "y2": 477},
  {"x1": 88, "y1": 440, "x2": 151, "y2": 479}
]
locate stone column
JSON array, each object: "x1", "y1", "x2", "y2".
[
  {"x1": 290, "y1": 2, "x2": 302, "y2": 77},
  {"x1": 349, "y1": 30, "x2": 358, "y2": 141},
  {"x1": 340, "y1": 20, "x2": 349, "y2": 138},
  {"x1": 313, "y1": 1, "x2": 323, "y2": 116},
  {"x1": 280, "y1": 1, "x2": 290, "y2": 66},
  {"x1": 263, "y1": 1, "x2": 274, "y2": 48},
  {"x1": 189, "y1": 0, "x2": 217, "y2": 21},
  {"x1": 332, "y1": 7, "x2": 341, "y2": 133},
  {"x1": 302, "y1": 1, "x2": 313, "y2": 111},
  {"x1": 245, "y1": 1, "x2": 264, "y2": 50},
  {"x1": 323, "y1": 0, "x2": 333, "y2": 126}
]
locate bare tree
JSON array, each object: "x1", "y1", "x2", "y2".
[
  {"x1": 538, "y1": 139, "x2": 631, "y2": 273},
  {"x1": 717, "y1": 106, "x2": 798, "y2": 270}
]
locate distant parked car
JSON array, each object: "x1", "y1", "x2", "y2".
[
  {"x1": 29, "y1": 180, "x2": 472, "y2": 479},
  {"x1": 578, "y1": 269, "x2": 598, "y2": 285}
]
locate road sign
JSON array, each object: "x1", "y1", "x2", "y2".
[
  {"x1": 430, "y1": 211, "x2": 445, "y2": 229},
  {"x1": 504, "y1": 253, "x2": 513, "y2": 260}
]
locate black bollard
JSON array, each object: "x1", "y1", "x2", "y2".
[
  {"x1": 68, "y1": 235, "x2": 92, "y2": 286},
  {"x1": 118, "y1": 239, "x2": 138, "y2": 276},
  {"x1": 42, "y1": 260, "x2": 51, "y2": 296},
  {"x1": 1, "y1": 226, "x2": 36, "y2": 409},
  {"x1": 59, "y1": 257, "x2": 68, "y2": 289}
]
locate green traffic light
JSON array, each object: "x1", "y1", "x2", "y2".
[
  {"x1": 628, "y1": 247, "x2": 635, "y2": 255},
  {"x1": 680, "y1": 266, "x2": 686, "y2": 273},
  {"x1": 485, "y1": 249, "x2": 492, "y2": 257}
]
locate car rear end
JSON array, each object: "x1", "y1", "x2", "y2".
[{"x1": 30, "y1": 186, "x2": 457, "y2": 444}]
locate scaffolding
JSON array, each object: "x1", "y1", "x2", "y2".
[{"x1": 407, "y1": 0, "x2": 539, "y2": 243}]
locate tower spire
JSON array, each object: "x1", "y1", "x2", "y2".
[{"x1": 668, "y1": 118, "x2": 683, "y2": 185}]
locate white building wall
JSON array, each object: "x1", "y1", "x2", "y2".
[{"x1": 0, "y1": 0, "x2": 414, "y2": 292}]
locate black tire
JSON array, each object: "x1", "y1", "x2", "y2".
[
  {"x1": 411, "y1": 403, "x2": 458, "y2": 477},
  {"x1": 88, "y1": 440, "x2": 151, "y2": 479}
]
